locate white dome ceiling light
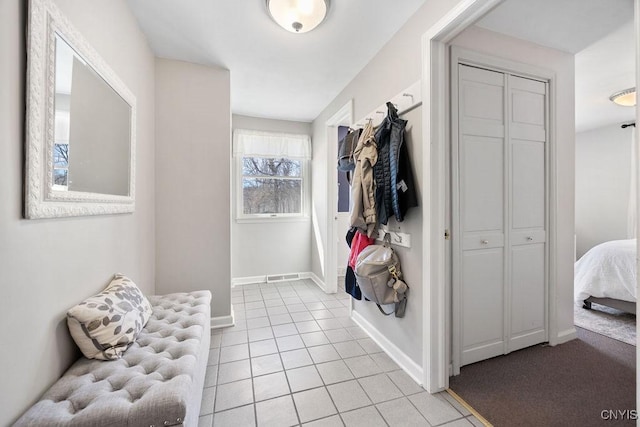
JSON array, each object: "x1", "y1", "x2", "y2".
[
  {"x1": 610, "y1": 87, "x2": 637, "y2": 107},
  {"x1": 266, "y1": 0, "x2": 330, "y2": 34}
]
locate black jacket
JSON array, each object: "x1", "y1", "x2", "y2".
[{"x1": 373, "y1": 102, "x2": 418, "y2": 224}]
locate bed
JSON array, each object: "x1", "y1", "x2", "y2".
[{"x1": 574, "y1": 239, "x2": 637, "y2": 314}]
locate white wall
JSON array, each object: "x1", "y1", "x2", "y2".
[
  {"x1": 231, "y1": 115, "x2": 312, "y2": 280},
  {"x1": 0, "y1": 0, "x2": 156, "y2": 423},
  {"x1": 155, "y1": 59, "x2": 231, "y2": 320},
  {"x1": 576, "y1": 123, "x2": 634, "y2": 258},
  {"x1": 311, "y1": 0, "x2": 460, "y2": 367},
  {"x1": 451, "y1": 25, "x2": 576, "y2": 343}
]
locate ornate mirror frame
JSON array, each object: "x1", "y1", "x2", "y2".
[{"x1": 25, "y1": 0, "x2": 137, "y2": 219}]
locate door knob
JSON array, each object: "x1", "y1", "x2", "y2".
[
  {"x1": 526, "y1": 236, "x2": 533, "y2": 241},
  {"x1": 481, "y1": 240, "x2": 489, "y2": 244}
]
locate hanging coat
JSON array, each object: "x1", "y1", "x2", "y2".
[
  {"x1": 349, "y1": 121, "x2": 378, "y2": 237},
  {"x1": 373, "y1": 102, "x2": 418, "y2": 224}
]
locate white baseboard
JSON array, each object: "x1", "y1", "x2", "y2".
[
  {"x1": 555, "y1": 327, "x2": 577, "y2": 345},
  {"x1": 232, "y1": 272, "x2": 312, "y2": 287},
  {"x1": 231, "y1": 275, "x2": 266, "y2": 287},
  {"x1": 211, "y1": 305, "x2": 235, "y2": 329},
  {"x1": 352, "y1": 310, "x2": 424, "y2": 386},
  {"x1": 303, "y1": 272, "x2": 328, "y2": 293}
]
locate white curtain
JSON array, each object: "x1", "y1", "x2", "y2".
[
  {"x1": 233, "y1": 129, "x2": 311, "y2": 159},
  {"x1": 627, "y1": 126, "x2": 637, "y2": 238}
]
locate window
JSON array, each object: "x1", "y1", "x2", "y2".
[
  {"x1": 234, "y1": 129, "x2": 311, "y2": 220},
  {"x1": 53, "y1": 110, "x2": 70, "y2": 190},
  {"x1": 242, "y1": 157, "x2": 302, "y2": 215},
  {"x1": 53, "y1": 143, "x2": 69, "y2": 187}
]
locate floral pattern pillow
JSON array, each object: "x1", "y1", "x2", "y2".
[{"x1": 67, "y1": 274, "x2": 153, "y2": 360}]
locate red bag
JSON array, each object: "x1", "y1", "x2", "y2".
[{"x1": 348, "y1": 231, "x2": 375, "y2": 269}]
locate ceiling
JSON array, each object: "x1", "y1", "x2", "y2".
[
  {"x1": 477, "y1": 0, "x2": 635, "y2": 132},
  {"x1": 127, "y1": 0, "x2": 636, "y2": 130},
  {"x1": 126, "y1": 0, "x2": 427, "y2": 122}
]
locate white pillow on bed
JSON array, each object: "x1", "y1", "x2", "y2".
[{"x1": 67, "y1": 274, "x2": 153, "y2": 360}]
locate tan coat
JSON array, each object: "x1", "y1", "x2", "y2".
[{"x1": 349, "y1": 121, "x2": 378, "y2": 237}]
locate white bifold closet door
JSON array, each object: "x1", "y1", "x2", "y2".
[{"x1": 456, "y1": 63, "x2": 547, "y2": 367}]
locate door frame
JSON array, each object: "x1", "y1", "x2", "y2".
[
  {"x1": 449, "y1": 47, "x2": 555, "y2": 374},
  {"x1": 420, "y1": 0, "x2": 506, "y2": 393},
  {"x1": 325, "y1": 100, "x2": 353, "y2": 295}
]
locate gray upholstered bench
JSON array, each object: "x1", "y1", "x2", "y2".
[{"x1": 15, "y1": 291, "x2": 211, "y2": 427}]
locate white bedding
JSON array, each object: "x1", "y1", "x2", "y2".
[{"x1": 574, "y1": 239, "x2": 637, "y2": 304}]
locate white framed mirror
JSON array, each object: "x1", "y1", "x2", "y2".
[{"x1": 25, "y1": 0, "x2": 136, "y2": 219}]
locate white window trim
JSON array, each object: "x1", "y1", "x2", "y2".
[{"x1": 233, "y1": 129, "x2": 311, "y2": 222}]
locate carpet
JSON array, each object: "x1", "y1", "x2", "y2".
[
  {"x1": 449, "y1": 328, "x2": 636, "y2": 427},
  {"x1": 574, "y1": 302, "x2": 636, "y2": 346}
]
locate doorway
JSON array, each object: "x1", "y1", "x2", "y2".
[
  {"x1": 336, "y1": 125, "x2": 351, "y2": 284},
  {"x1": 450, "y1": 48, "x2": 551, "y2": 373},
  {"x1": 422, "y1": 0, "x2": 639, "y2": 396},
  {"x1": 325, "y1": 101, "x2": 353, "y2": 296}
]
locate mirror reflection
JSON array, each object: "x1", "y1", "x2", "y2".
[{"x1": 53, "y1": 34, "x2": 131, "y2": 197}]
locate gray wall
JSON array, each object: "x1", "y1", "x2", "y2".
[
  {"x1": 155, "y1": 59, "x2": 231, "y2": 318},
  {"x1": 231, "y1": 115, "x2": 312, "y2": 279},
  {"x1": 0, "y1": 0, "x2": 156, "y2": 423},
  {"x1": 576, "y1": 123, "x2": 634, "y2": 258}
]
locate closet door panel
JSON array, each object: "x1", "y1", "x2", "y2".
[
  {"x1": 462, "y1": 136, "x2": 504, "y2": 232},
  {"x1": 508, "y1": 73, "x2": 547, "y2": 353},
  {"x1": 457, "y1": 64, "x2": 507, "y2": 368},
  {"x1": 511, "y1": 140, "x2": 545, "y2": 230},
  {"x1": 461, "y1": 248, "x2": 505, "y2": 365},
  {"x1": 460, "y1": 66, "x2": 505, "y2": 140},
  {"x1": 511, "y1": 77, "x2": 545, "y2": 130},
  {"x1": 460, "y1": 65, "x2": 504, "y2": 122},
  {"x1": 509, "y1": 243, "x2": 546, "y2": 351}
]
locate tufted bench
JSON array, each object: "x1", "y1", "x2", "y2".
[{"x1": 15, "y1": 291, "x2": 211, "y2": 427}]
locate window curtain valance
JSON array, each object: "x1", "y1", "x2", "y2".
[{"x1": 233, "y1": 129, "x2": 312, "y2": 160}]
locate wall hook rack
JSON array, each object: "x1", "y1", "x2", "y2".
[
  {"x1": 375, "y1": 227, "x2": 411, "y2": 248},
  {"x1": 353, "y1": 80, "x2": 422, "y2": 128}
]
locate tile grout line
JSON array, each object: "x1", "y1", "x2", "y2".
[
  {"x1": 274, "y1": 320, "x2": 303, "y2": 427},
  {"x1": 248, "y1": 328, "x2": 258, "y2": 427}
]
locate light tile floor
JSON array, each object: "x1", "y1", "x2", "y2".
[{"x1": 198, "y1": 280, "x2": 483, "y2": 427}]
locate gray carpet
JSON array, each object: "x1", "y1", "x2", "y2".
[
  {"x1": 449, "y1": 328, "x2": 636, "y2": 427},
  {"x1": 574, "y1": 302, "x2": 636, "y2": 346}
]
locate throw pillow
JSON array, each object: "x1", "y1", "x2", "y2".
[{"x1": 67, "y1": 274, "x2": 153, "y2": 360}]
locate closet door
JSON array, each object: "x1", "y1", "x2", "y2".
[
  {"x1": 508, "y1": 75, "x2": 547, "y2": 352},
  {"x1": 454, "y1": 63, "x2": 548, "y2": 369},
  {"x1": 457, "y1": 65, "x2": 507, "y2": 366}
]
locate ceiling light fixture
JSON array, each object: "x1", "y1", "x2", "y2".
[
  {"x1": 266, "y1": 0, "x2": 330, "y2": 34},
  {"x1": 609, "y1": 87, "x2": 637, "y2": 107}
]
